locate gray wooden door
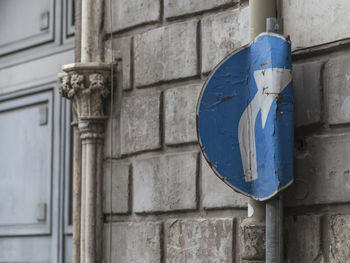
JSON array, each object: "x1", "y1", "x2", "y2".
[{"x1": 0, "y1": 1, "x2": 75, "y2": 262}]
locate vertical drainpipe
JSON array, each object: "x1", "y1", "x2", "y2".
[
  {"x1": 72, "y1": 114, "x2": 82, "y2": 263},
  {"x1": 81, "y1": 0, "x2": 104, "y2": 63},
  {"x1": 75, "y1": 0, "x2": 82, "y2": 64},
  {"x1": 59, "y1": 1, "x2": 110, "y2": 263},
  {"x1": 72, "y1": 2, "x2": 82, "y2": 263},
  {"x1": 80, "y1": 1, "x2": 105, "y2": 263},
  {"x1": 249, "y1": 0, "x2": 276, "y2": 41}
]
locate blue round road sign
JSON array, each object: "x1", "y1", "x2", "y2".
[{"x1": 197, "y1": 33, "x2": 294, "y2": 200}]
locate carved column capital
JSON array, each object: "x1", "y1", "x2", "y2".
[
  {"x1": 58, "y1": 62, "x2": 110, "y2": 263},
  {"x1": 59, "y1": 62, "x2": 110, "y2": 140}
]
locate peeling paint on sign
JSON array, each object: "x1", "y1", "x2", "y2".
[{"x1": 196, "y1": 33, "x2": 294, "y2": 200}]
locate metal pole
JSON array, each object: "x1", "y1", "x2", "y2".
[
  {"x1": 266, "y1": 194, "x2": 283, "y2": 263},
  {"x1": 248, "y1": 0, "x2": 276, "y2": 221},
  {"x1": 266, "y1": 1, "x2": 284, "y2": 262}
]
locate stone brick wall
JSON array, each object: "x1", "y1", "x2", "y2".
[{"x1": 102, "y1": 0, "x2": 350, "y2": 262}]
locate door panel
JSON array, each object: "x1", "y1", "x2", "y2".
[
  {"x1": 0, "y1": 0, "x2": 55, "y2": 55},
  {"x1": 0, "y1": 1, "x2": 74, "y2": 262},
  {"x1": 0, "y1": 92, "x2": 53, "y2": 236},
  {"x1": 0, "y1": 237, "x2": 52, "y2": 262}
]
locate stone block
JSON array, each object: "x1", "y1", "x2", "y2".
[
  {"x1": 285, "y1": 133, "x2": 350, "y2": 206},
  {"x1": 164, "y1": 0, "x2": 237, "y2": 19},
  {"x1": 105, "y1": 0, "x2": 160, "y2": 32},
  {"x1": 103, "y1": 161, "x2": 130, "y2": 214},
  {"x1": 164, "y1": 84, "x2": 202, "y2": 145},
  {"x1": 165, "y1": 218, "x2": 233, "y2": 262},
  {"x1": 325, "y1": 54, "x2": 350, "y2": 125},
  {"x1": 104, "y1": 37, "x2": 131, "y2": 91},
  {"x1": 329, "y1": 215, "x2": 350, "y2": 262},
  {"x1": 133, "y1": 152, "x2": 198, "y2": 213},
  {"x1": 104, "y1": 222, "x2": 161, "y2": 263},
  {"x1": 239, "y1": 219, "x2": 265, "y2": 261},
  {"x1": 120, "y1": 93, "x2": 161, "y2": 154},
  {"x1": 104, "y1": 115, "x2": 121, "y2": 158},
  {"x1": 134, "y1": 20, "x2": 198, "y2": 87},
  {"x1": 285, "y1": 215, "x2": 323, "y2": 263},
  {"x1": 201, "y1": 155, "x2": 248, "y2": 209},
  {"x1": 201, "y1": 7, "x2": 249, "y2": 73},
  {"x1": 283, "y1": 0, "x2": 350, "y2": 49},
  {"x1": 293, "y1": 61, "x2": 323, "y2": 127}
]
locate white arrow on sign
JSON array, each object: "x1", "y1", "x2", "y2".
[{"x1": 238, "y1": 67, "x2": 292, "y2": 182}]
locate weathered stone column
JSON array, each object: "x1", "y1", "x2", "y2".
[{"x1": 59, "y1": 62, "x2": 110, "y2": 263}]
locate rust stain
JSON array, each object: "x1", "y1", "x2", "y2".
[
  {"x1": 207, "y1": 159, "x2": 214, "y2": 169},
  {"x1": 260, "y1": 61, "x2": 272, "y2": 67},
  {"x1": 276, "y1": 93, "x2": 284, "y2": 105},
  {"x1": 203, "y1": 98, "x2": 216, "y2": 105},
  {"x1": 220, "y1": 96, "x2": 233, "y2": 102},
  {"x1": 203, "y1": 96, "x2": 233, "y2": 105}
]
